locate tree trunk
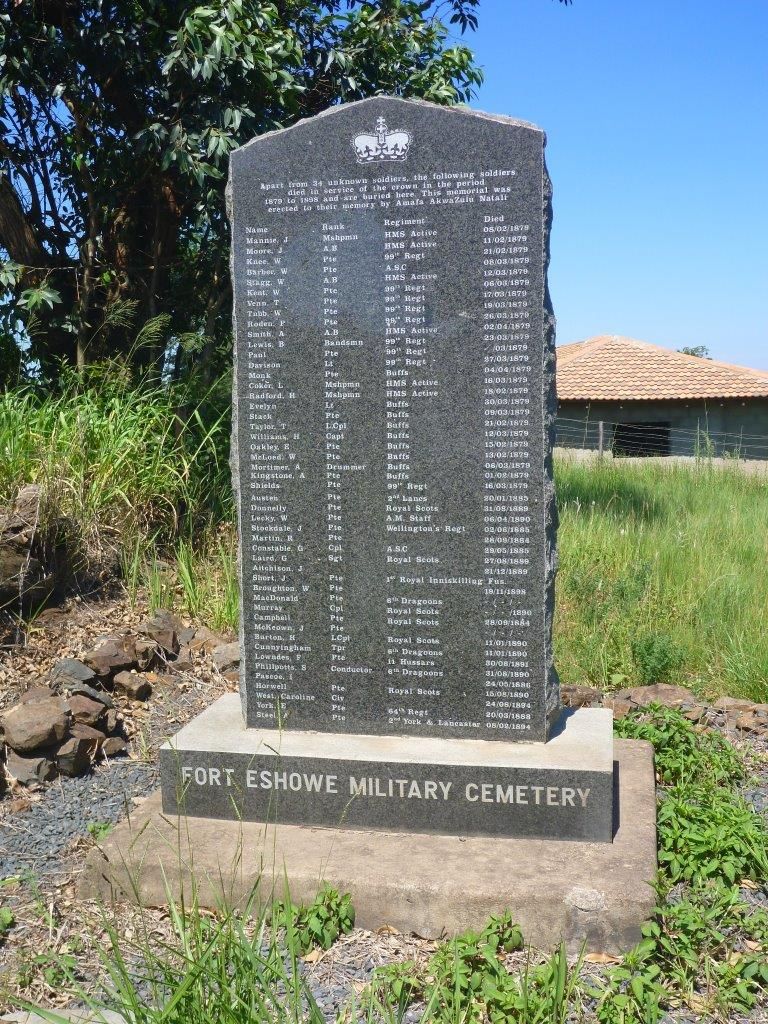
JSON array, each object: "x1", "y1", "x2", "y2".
[{"x1": 0, "y1": 177, "x2": 48, "y2": 267}]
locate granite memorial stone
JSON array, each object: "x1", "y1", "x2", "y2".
[{"x1": 161, "y1": 97, "x2": 615, "y2": 842}]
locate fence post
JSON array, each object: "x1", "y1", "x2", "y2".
[{"x1": 598, "y1": 420, "x2": 604, "y2": 457}]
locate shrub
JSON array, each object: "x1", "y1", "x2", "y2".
[
  {"x1": 615, "y1": 705, "x2": 745, "y2": 786},
  {"x1": 631, "y1": 632, "x2": 684, "y2": 685}
]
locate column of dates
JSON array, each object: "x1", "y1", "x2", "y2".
[{"x1": 481, "y1": 216, "x2": 534, "y2": 733}]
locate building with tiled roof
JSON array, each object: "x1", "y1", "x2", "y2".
[{"x1": 555, "y1": 336, "x2": 768, "y2": 459}]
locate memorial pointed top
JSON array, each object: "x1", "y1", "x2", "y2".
[{"x1": 232, "y1": 96, "x2": 543, "y2": 158}]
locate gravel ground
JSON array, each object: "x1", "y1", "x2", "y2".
[
  {"x1": 0, "y1": 760, "x2": 160, "y2": 883},
  {"x1": 1, "y1": 597, "x2": 768, "y2": 1022},
  {"x1": 1, "y1": 755, "x2": 767, "y2": 1022}
]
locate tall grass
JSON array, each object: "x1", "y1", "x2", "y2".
[
  {"x1": 7, "y1": 884, "x2": 324, "y2": 1024},
  {"x1": 555, "y1": 456, "x2": 768, "y2": 700},
  {"x1": 2, "y1": 377, "x2": 766, "y2": 700},
  {"x1": 0, "y1": 366, "x2": 231, "y2": 583},
  {"x1": 122, "y1": 528, "x2": 239, "y2": 634}
]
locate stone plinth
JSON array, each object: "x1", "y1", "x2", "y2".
[
  {"x1": 84, "y1": 739, "x2": 655, "y2": 954},
  {"x1": 161, "y1": 695, "x2": 613, "y2": 842}
]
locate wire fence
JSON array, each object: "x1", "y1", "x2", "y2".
[{"x1": 555, "y1": 416, "x2": 768, "y2": 461}]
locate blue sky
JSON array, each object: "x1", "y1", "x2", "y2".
[{"x1": 467, "y1": 0, "x2": 768, "y2": 369}]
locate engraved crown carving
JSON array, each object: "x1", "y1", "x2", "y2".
[{"x1": 353, "y1": 117, "x2": 411, "y2": 164}]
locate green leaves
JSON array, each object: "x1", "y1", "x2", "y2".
[
  {"x1": 276, "y1": 883, "x2": 355, "y2": 955},
  {"x1": 0, "y1": 260, "x2": 22, "y2": 289},
  {"x1": 657, "y1": 784, "x2": 768, "y2": 886},
  {"x1": 18, "y1": 283, "x2": 62, "y2": 311},
  {"x1": 0, "y1": 905, "x2": 14, "y2": 943},
  {"x1": 86, "y1": 821, "x2": 113, "y2": 842},
  {"x1": 594, "y1": 883, "x2": 768, "y2": 1022},
  {"x1": 615, "y1": 704, "x2": 745, "y2": 786},
  {"x1": 2, "y1": 0, "x2": 484, "y2": 380}
]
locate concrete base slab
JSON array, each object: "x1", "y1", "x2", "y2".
[
  {"x1": 82, "y1": 739, "x2": 655, "y2": 953},
  {"x1": 161, "y1": 696, "x2": 615, "y2": 841}
]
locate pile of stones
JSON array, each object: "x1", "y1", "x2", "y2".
[
  {"x1": 0, "y1": 484, "x2": 64, "y2": 614},
  {"x1": 0, "y1": 610, "x2": 238, "y2": 791},
  {"x1": 562, "y1": 682, "x2": 768, "y2": 737}
]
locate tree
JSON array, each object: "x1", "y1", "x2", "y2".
[
  {"x1": 0, "y1": 0, "x2": 488, "y2": 384},
  {"x1": 678, "y1": 345, "x2": 711, "y2": 359}
]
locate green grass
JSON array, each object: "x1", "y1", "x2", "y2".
[
  {"x1": 555, "y1": 457, "x2": 768, "y2": 701},
  {"x1": 157, "y1": 451, "x2": 768, "y2": 703},
  {"x1": 2, "y1": 378, "x2": 766, "y2": 701},
  {"x1": 5, "y1": 709, "x2": 766, "y2": 1023},
  {"x1": 0, "y1": 368, "x2": 231, "y2": 591}
]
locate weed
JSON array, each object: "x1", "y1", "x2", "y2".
[
  {"x1": 555, "y1": 457, "x2": 768, "y2": 700},
  {"x1": 630, "y1": 632, "x2": 684, "y2": 686},
  {"x1": 0, "y1": 369, "x2": 230, "y2": 590},
  {"x1": 615, "y1": 705, "x2": 745, "y2": 786},
  {"x1": 369, "y1": 914, "x2": 538, "y2": 1024},
  {"x1": 86, "y1": 821, "x2": 113, "y2": 842},
  {"x1": 0, "y1": 907, "x2": 14, "y2": 943},
  {"x1": 17, "y1": 952, "x2": 78, "y2": 992},
  {"x1": 10, "y1": 885, "x2": 325, "y2": 1024},
  {"x1": 657, "y1": 783, "x2": 768, "y2": 885},
  {"x1": 593, "y1": 884, "x2": 768, "y2": 1022},
  {"x1": 277, "y1": 883, "x2": 355, "y2": 955},
  {"x1": 369, "y1": 959, "x2": 423, "y2": 1007}
]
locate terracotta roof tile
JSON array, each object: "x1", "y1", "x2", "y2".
[{"x1": 556, "y1": 335, "x2": 768, "y2": 401}]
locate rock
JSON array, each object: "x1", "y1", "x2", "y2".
[
  {"x1": 55, "y1": 736, "x2": 94, "y2": 776},
  {"x1": 0, "y1": 484, "x2": 60, "y2": 608},
  {"x1": 5, "y1": 749, "x2": 58, "y2": 784},
  {"x1": 19, "y1": 684, "x2": 55, "y2": 704},
  {"x1": 133, "y1": 638, "x2": 160, "y2": 670},
  {"x1": 712, "y1": 696, "x2": 756, "y2": 712},
  {"x1": 613, "y1": 683, "x2": 697, "y2": 709},
  {"x1": 733, "y1": 712, "x2": 765, "y2": 734},
  {"x1": 602, "y1": 696, "x2": 633, "y2": 719},
  {"x1": 101, "y1": 736, "x2": 129, "y2": 758},
  {"x1": 11, "y1": 483, "x2": 41, "y2": 526},
  {"x1": 173, "y1": 645, "x2": 195, "y2": 672},
  {"x1": 105, "y1": 707, "x2": 119, "y2": 733},
  {"x1": 70, "y1": 722, "x2": 107, "y2": 751},
  {"x1": 177, "y1": 625, "x2": 197, "y2": 646},
  {"x1": 145, "y1": 671, "x2": 179, "y2": 688},
  {"x1": 67, "y1": 694, "x2": 106, "y2": 728},
  {"x1": 82, "y1": 638, "x2": 137, "y2": 677},
  {"x1": 1, "y1": 698, "x2": 69, "y2": 753},
  {"x1": 742, "y1": 788, "x2": 768, "y2": 816},
  {"x1": 113, "y1": 670, "x2": 153, "y2": 701},
  {"x1": 0, "y1": 542, "x2": 53, "y2": 608},
  {"x1": 189, "y1": 625, "x2": 227, "y2": 655},
  {"x1": 139, "y1": 609, "x2": 182, "y2": 655},
  {"x1": 68, "y1": 680, "x2": 114, "y2": 708},
  {"x1": 33, "y1": 606, "x2": 70, "y2": 628},
  {"x1": 51, "y1": 658, "x2": 97, "y2": 688},
  {"x1": 212, "y1": 641, "x2": 241, "y2": 674},
  {"x1": 561, "y1": 685, "x2": 603, "y2": 709},
  {"x1": 683, "y1": 705, "x2": 706, "y2": 723}
]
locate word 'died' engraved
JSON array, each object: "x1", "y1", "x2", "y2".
[{"x1": 353, "y1": 117, "x2": 411, "y2": 164}]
